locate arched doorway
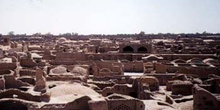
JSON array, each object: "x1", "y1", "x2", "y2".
[
  {"x1": 123, "y1": 46, "x2": 134, "y2": 53},
  {"x1": 137, "y1": 47, "x2": 148, "y2": 53},
  {"x1": 0, "y1": 100, "x2": 28, "y2": 110}
]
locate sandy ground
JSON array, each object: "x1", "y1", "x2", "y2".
[
  {"x1": 143, "y1": 86, "x2": 193, "y2": 110},
  {"x1": 143, "y1": 100, "x2": 176, "y2": 110},
  {"x1": 177, "y1": 100, "x2": 193, "y2": 110}
]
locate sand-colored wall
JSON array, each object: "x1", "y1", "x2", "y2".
[{"x1": 193, "y1": 85, "x2": 220, "y2": 110}]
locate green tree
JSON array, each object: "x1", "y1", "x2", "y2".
[{"x1": 8, "y1": 31, "x2": 14, "y2": 36}]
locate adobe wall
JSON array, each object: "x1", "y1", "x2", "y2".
[
  {"x1": 177, "y1": 67, "x2": 220, "y2": 78},
  {"x1": 123, "y1": 61, "x2": 143, "y2": 72},
  {"x1": 90, "y1": 81, "x2": 115, "y2": 90},
  {"x1": 147, "y1": 74, "x2": 175, "y2": 85},
  {"x1": 98, "y1": 71, "x2": 122, "y2": 77},
  {"x1": 0, "y1": 89, "x2": 43, "y2": 102},
  {"x1": 49, "y1": 52, "x2": 86, "y2": 65},
  {"x1": 89, "y1": 100, "x2": 108, "y2": 110},
  {"x1": 28, "y1": 47, "x2": 44, "y2": 51},
  {"x1": 49, "y1": 61, "x2": 78, "y2": 65},
  {"x1": 92, "y1": 75, "x2": 132, "y2": 82},
  {"x1": 20, "y1": 58, "x2": 37, "y2": 67},
  {"x1": 42, "y1": 53, "x2": 56, "y2": 60},
  {"x1": 85, "y1": 53, "x2": 215, "y2": 61},
  {"x1": 193, "y1": 85, "x2": 220, "y2": 110},
  {"x1": 19, "y1": 69, "x2": 36, "y2": 77},
  {"x1": 107, "y1": 99, "x2": 145, "y2": 110},
  {"x1": 172, "y1": 81, "x2": 193, "y2": 95},
  {"x1": 119, "y1": 44, "x2": 152, "y2": 53},
  {"x1": 0, "y1": 78, "x2": 5, "y2": 90},
  {"x1": 154, "y1": 63, "x2": 167, "y2": 73},
  {"x1": 0, "y1": 69, "x2": 14, "y2": 76},
  {"x1": 86, "y1": 46, "x2": 97, "y2": 53},
  {"x1": 17, "y1": 77, "x2": 35, "y2": 85},
  {"x1": 4, "y1": 75, "x2": 30, "y2": 89},
  {"x1": 91, "y1": 61, "x2": 123, "y2": 76},
  {"x1": 135, "y1": 76, "x2": 159, "y2": 91},
  {"x1": 0, "y1": 63, "x2": 17, "y2": 70},
  {"x1": 98, "y1": 46, "x2": 118, "y2": 53},
  {"x1": 0, "y1": 99, "x2": 38, "y2": 110},
  {"x1": 95, "y1": 61, "x2": 122, "y2": 71},
  {"x1": 161, "y1": 54, "x2": 215, "y2": 61},
  {"x1": 64, "y1": 96, "x2": 91, "y2": 110},
  {"x1": 46, "y1": 76, "x2": 86, "y2": 82},
  {"x1": 55, "y1": 52, "x2": 86, "y2": 61},
  {"x1": 47, "y1": 65, "x2": 89, "y2": 75},
  {"x1": 102, "y1": 84, "x2": 134, "y2": 97}
]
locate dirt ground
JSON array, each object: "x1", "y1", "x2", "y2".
[{"x1": 143, "y1": 86, "x2": 193, "y2": 110}]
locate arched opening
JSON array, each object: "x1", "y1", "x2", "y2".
[
  {"x1": 87, "y1": 55, "x2": 94, "y2": 60},
  {"x1": 89, "y1": 67, "x2": 93, "y2": 75},
  {"x1": 129, "y1": 92, "x2": 138, "y2": 98},
  {"x1": 123, "y1": 46, "x2": 134, "y2": 53},
  {"x1": 138, "y1": 47, "x2": 148, "y2": 53},
  {"x1": 0, "y1": 101, "x2": 28, "y2": 110},
  {"x1": 100, "y1": 68, "x2": 112, "y2": 73}
]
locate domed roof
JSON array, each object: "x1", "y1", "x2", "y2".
[
  {"x1": 142, "y1": 54, "x2": 163, "y2": 60},
  {"x1": 203, "y1": 58, "x2": 218, "y2": 64},
  {"x1": 50, "y1": 66, "x2": 67, "y2": 74},
  {"x1": 187, "y1": 58, "x2": 204, "y2": 64},
  {"x1": 203, "y1": 58, "x2": 219, "y2": 66},
  {"x1": 57, "y1": 37, "x2": 67, "y2": 43},
  {"x1": 50, "y1": 66, "x2": 88, "y2": 77},
  {"x1": 48, "y1": 83, "x2": 102, "y2": 103},
  {"x1": 71, "y1": 66, "x2": 88, "y2": 76},
  {"x1": 171, "y1": 59, "x2": 186, "y2": 64}
]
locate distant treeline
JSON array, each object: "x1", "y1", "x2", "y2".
[{"x1": 1, "y1": 32, "x2": 220, "y2": 41}]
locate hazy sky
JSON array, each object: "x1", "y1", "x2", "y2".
[{"x1": 0, "y1": 0, "x2": 220, "y2": 35}]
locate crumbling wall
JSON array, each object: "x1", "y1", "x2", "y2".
[
  {"x1": 0, "y1": 69, "x2": 14, "y2": 76},
  {"x1": 177, "y1": 66, "x2": 220, "y2": 78},
  {"x1": 0, "y1": 78, "x2": 5, "y2": 90},
  {"x1": 19, "y1": 69, "x2": 36, "y2": 77},
  {"x1": 172, "y1": 80, "x2": 193, "y2": 95},
  {"x1": 0, "y1": 63, "x2": 17, "y2": 70},
  {"x1": 136, "y1": 76, "x2": 159, "y2": 91},
  {"x1": 92, "y1": 61, "x2": 124, "y2": 76},
  {"x1": 102, "y1": 84, "x2": 134, "y2": 97},
  {"x1": 154, "y1": 63, "x2": 167, "y2": 73},
  {"x1": 193, "y1": 85, "x2": 220, "y2": 110},
  {"x1": 64, "y1": 96, "x2": 91, "y2": 110},
  {"x1": 4, "y1": 75, "x2": 30, "y2": 89},
  {"x1": 123, "y1": 61, "x2": 143, "y2": 72},
  {"x1": 107, "y1": 99, "x2": 145, "y2": 110},
  {"x1": 20, "y1": 58, "x2": 37, "y2": 67},
  {"x1": 0, "y1": 89, "x2": 44, "y2": 102},
  {"x1": 89, "y1": 99, "x2": 108, "y2": 110}
]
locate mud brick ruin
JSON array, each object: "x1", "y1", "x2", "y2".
[{"x1": 0, "y1": 33, "x2": 220, "y2": 110}]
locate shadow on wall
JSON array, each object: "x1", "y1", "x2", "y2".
[
  {"x1": 123, "y1": 46, "x2": 134, "y2": 53},
  {"x1": 122, "y1": 46, "x2": 148, "y2": 53},
  {"x1": 0, "y1": 100, "x2": 28, "y2": 110},
  {"x1": 137, "y1": 47, "x2": 148, "y2": 53},
  {"x1": 121, "y1": 44, "x2": 150, "y2": 53}
]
